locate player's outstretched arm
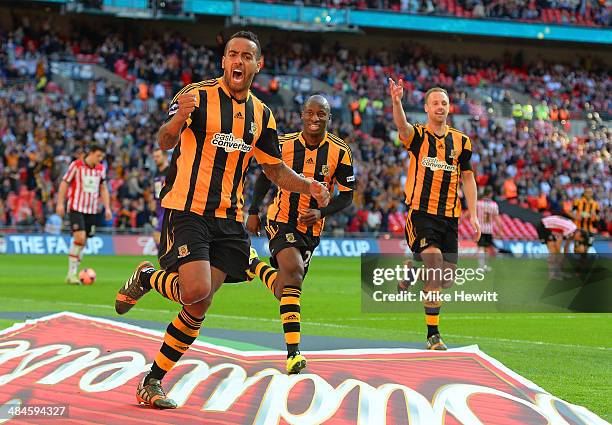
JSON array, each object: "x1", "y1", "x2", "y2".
[
  {"x1": 261, "y1": 162, "x2": 330, "y2": 207},
  {"x1": 157, "y1": 93, "x2": 197, "y2": 150},
  {"x1": 388, "y1": 78, "x2": 414, "y2": 144}
]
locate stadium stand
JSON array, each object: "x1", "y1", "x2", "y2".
[
  {"x1": 267, "y1": 0, "x2": 611, "y2": 27},
  {"x1": 0, "y1": 11, "x2": 610, "y2": 238}
]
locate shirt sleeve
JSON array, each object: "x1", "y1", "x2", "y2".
[
  {"x1": 164, "y1": 85, "x2": 200, "y2": 128},
  {"x1": 62, "y1": 161, "x2": 77, "y2": 183},
  {"x1": 334, "y1": 148, "x2": 355, "y2": 192},
  {"x1": 401, "y1": 124, "x2": 424, "y2": 151},
  {"x1": 319, "y1": 190, "x2": 353, "y2": 218},
  {"x1": 458, "y1": 136, "x2": 473, "y2": 172},
  {"x1": 253, "y1": 106, "x2": 282, "y2": 165}
]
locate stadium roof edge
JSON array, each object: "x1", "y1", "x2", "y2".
[
  {"x1": 22, "y1": 0, "x2": 612, "y2": 44},
  {"x1": 190, "y1": 1, "x2": 612, "y2": 44}
]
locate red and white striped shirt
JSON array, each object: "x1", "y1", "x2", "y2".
[
  {"x1": 62, "y1": 160, "x2": 106, "y2": 214},
  {"x1": 542, "y1": 215, "x2": 577, "y2": 237},
  {"x1": 477, "y1": 198, "x2": 499, "y2": 235}
]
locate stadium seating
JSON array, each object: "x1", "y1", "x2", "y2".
[
  {"x1": 0, "y1": 13, "x2": 609, "y2": 238},
  {"x1": 277, "y1": 0, "x2": 611, "y2": 27}
]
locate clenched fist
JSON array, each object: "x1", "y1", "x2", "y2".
[
  {"x1": 246, "y1": 214, "x2": 261, "y2": 235},
  {"x1": 310, "y1": 180, "x2": 330, "y2": 207},
  {"x1": 174, "y1": 93, "x2": 197, "y2": 122}
]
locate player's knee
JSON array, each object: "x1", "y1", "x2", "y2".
[
  {"x1": 73, "y1": 232, "x2": 86, "y2": 246},
  {"x1": 287, "y1": 263, "x2": 305, "y2": 284},
  {"x1": 179, "y1": 277, "x2": 211, "y2": 305},
  {"x1": 184, "y1": 300, "x2": 207, "y2": 318}
]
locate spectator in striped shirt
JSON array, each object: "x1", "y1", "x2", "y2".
[
  {"x1": 476, "y1": 187, "x2": 502, "y2": 271},
  {"x1": 56, "y1": 145, "x2": 112, "y2": 284}
]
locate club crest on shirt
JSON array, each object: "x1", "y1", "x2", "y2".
[
  {"x1": 249, "y1": 122, "x2": 258, "y2": 136},
  {"x1": 177, "y1": 244, "x2": 190, "y2": 258},
  {"x1": 449, "y1": 149, "x2": 457, "y2": 159},
  {"x1": 320, "y1": 165, "x2": 330, "y2": 176}
]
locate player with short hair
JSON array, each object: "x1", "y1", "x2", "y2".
[
  {"x1": 477, "y1": 187, "x2": 502, "y2": 272},
  {"x1": 389, "y1": 81, "x2": 480, "y2": 350},
  {"x1": 152, "y1": 148, "x2": 169, "y2": 247},
  {"x1": 56, "y1": 144, "x2": 111, "y2": 284},
  {"x1": 246, "y1": 95, "x2": 354, "y2": 374},
  {"x1": 114, "y1": 31, "x2": 329, "y2": 409}
]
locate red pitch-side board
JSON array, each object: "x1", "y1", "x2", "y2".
[{"x1": 0, "y1": 313, "x2": 607, "y2": 425}]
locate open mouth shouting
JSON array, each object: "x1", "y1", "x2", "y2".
[{"x1": 231, "y1": 68, "x2": 245, "y2": 85}]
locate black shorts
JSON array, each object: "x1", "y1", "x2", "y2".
[
  {"x1": 537, "y1": 223, "x2": 556, "y2": 243},
  {"x1": 537, "y1": 222, "x2": 572, "y2": 244},
  {"x1": 69, "y1": 211, "x2": 97, "y2": 238},
  {"x1": 158, "y1": 209, "x2": 251, "y2": 283},
  {"x1": 405, "y1": 209, "x2": 458, "y2": 264},
  {"x1": 478, "y1": 233, "x2": 494, "y2": 248},
  {"x1": 265, "y1": 219, "x2": 320, "y2": 275},
  {"x1": 575, "y1": 229, "x2": 594, "y2": 248}
]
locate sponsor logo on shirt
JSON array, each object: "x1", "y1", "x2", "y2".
[
  {"x1": 421, "y1": 157, "x2": 456, "y2": 172},
  {"x1": 211, "y1": 133, "x2": 253, "y2": 153}
]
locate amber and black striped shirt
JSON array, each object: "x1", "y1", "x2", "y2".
[
  {"x1": 401, "y1": 124, "x2": 472, "y2": 218},
  {"x1": 160, "y1": 78, "x2": 282, "y2": 222},
  {"x1": 573, "y1": 196, "x2": 599, "y2": 232},
  {"x1": 267, "y1": 132, "x2": 354, "y2": 236}
]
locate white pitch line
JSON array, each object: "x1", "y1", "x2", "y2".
[
  {"x1": 4, "y1": 298, "x2": 611, "y2": 351},
  {"x1": 338, "y1": 314, "x2": 612, "y2": 321}
]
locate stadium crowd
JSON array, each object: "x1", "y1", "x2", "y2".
[
  {"x1": 273, "y1": 0, "x2": 611, "y2": 27},
  {"x1": 0, "y1": 16, "x2": 610, "y2": 237}
]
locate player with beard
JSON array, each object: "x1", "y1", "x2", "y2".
[
  {"x1": 389, "y1": 80, "x2": 480, "y2": 350},
  {"x1": 114, "y1": 31, "x2": 330, "y2": 409},
  {"x1": 246, "y1": 95, "x2": 355, "y2": 374}
]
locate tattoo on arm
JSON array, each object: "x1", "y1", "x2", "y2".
[
  {"x1": 157, "y1": 124, "x2": 180, "y2": 150},
  {"x1": 261, "y1": 163, "x2": 310, "y2": 194}
]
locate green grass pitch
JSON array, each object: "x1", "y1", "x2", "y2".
[{"x1": 0, "y1": 254, "x2": 610, "y2": 421}]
